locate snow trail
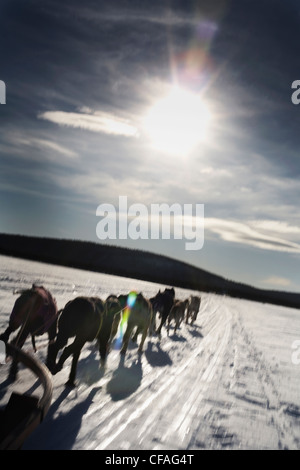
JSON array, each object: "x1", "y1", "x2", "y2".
[{"x1": 0, "y1": 255, "x2": 300, "y2": 450}]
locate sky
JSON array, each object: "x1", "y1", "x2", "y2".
[{"x1": 1, "y1": 0, "x2": 300, "y2": 292}]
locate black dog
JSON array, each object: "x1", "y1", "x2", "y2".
[
  {"x1": 47, "y1": 296, "x2": 105, "y2": 387},
  {"x1": 150, "y1": 287, "x2": 175, "y2": 338}
]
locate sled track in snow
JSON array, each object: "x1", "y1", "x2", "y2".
[
  {"x1": 237, "y1": 316, "x2": 299, "y2": 449},
  {"x1": 86, "y1": 297, "x2": 233, "y2": 450},
  {"x1": 227, "y1": 300, "x2": 300, "y2": 450}
]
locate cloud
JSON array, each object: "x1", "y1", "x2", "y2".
[
  {"x1": 18, "y1": 137, "x2": 78, "y2": 159},
  {"x1": 262, "y1": 276, "x2": 292, "y2": 287},
  {"x1": 31, "y1": 138, "x2": 78, "y2": 158},
  {"x1": 205, "y1": 218, "x2": 300, "y2": 253},
  {"x1": 250, "y1": 220, "x2": 300, "y2": 235},
  {"x1": 52, "y1": 2, "x2": 220, "y2": 29},
  {"x1": 38, "y1": 109, "x2": 139, "y2": 137}
]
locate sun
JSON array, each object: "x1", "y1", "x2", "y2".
[{"x1": 143, "y1": 86, "x2": 211, "y2": 156}]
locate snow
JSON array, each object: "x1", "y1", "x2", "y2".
[{"x1": 0, "y1": 254, "x2": 300, "y2": 450}]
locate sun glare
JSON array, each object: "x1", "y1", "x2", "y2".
[{"x1": 143, "y1": 86, "x2": 211, "y2": 156}]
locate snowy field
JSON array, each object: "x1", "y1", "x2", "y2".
[{"x1": 0, "y1": 254, "x2": 300, "y2": 450}]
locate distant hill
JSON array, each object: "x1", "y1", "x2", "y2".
[{"x1": 0, "y1": 233, "x2": 299, "y2": 309}]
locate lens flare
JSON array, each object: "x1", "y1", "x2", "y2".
[
  {"x1": 127, "y1": 291, "x2": 137, "y2": 308},
  {"x1": 114, "y1": 291, "x2": 137, "y2": 350}
]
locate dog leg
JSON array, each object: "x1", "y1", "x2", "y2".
[
  {"x1": 138, "y1": 326, "x2": 149, "y2": 354},
  {"x1": 66, "y1": 341, "x2": 85, "y2": 387},
  {"x1": 120, "y1": 323, "x2": 134, "y2": 355}
]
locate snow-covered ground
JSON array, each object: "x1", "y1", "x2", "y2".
[{"x1": 0, "y1": 254, "x2": 300, "y2": 450}]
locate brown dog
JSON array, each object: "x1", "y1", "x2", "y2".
[
  {"x1": 167, "y1": 299, "x2": 189, "y2": 335},
  {"x1": 186, "y1": 295, "x2": 201, "y2": 325},
  {"x1": 118, "y1": 292, "x2": 152, "y2": 355}
]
